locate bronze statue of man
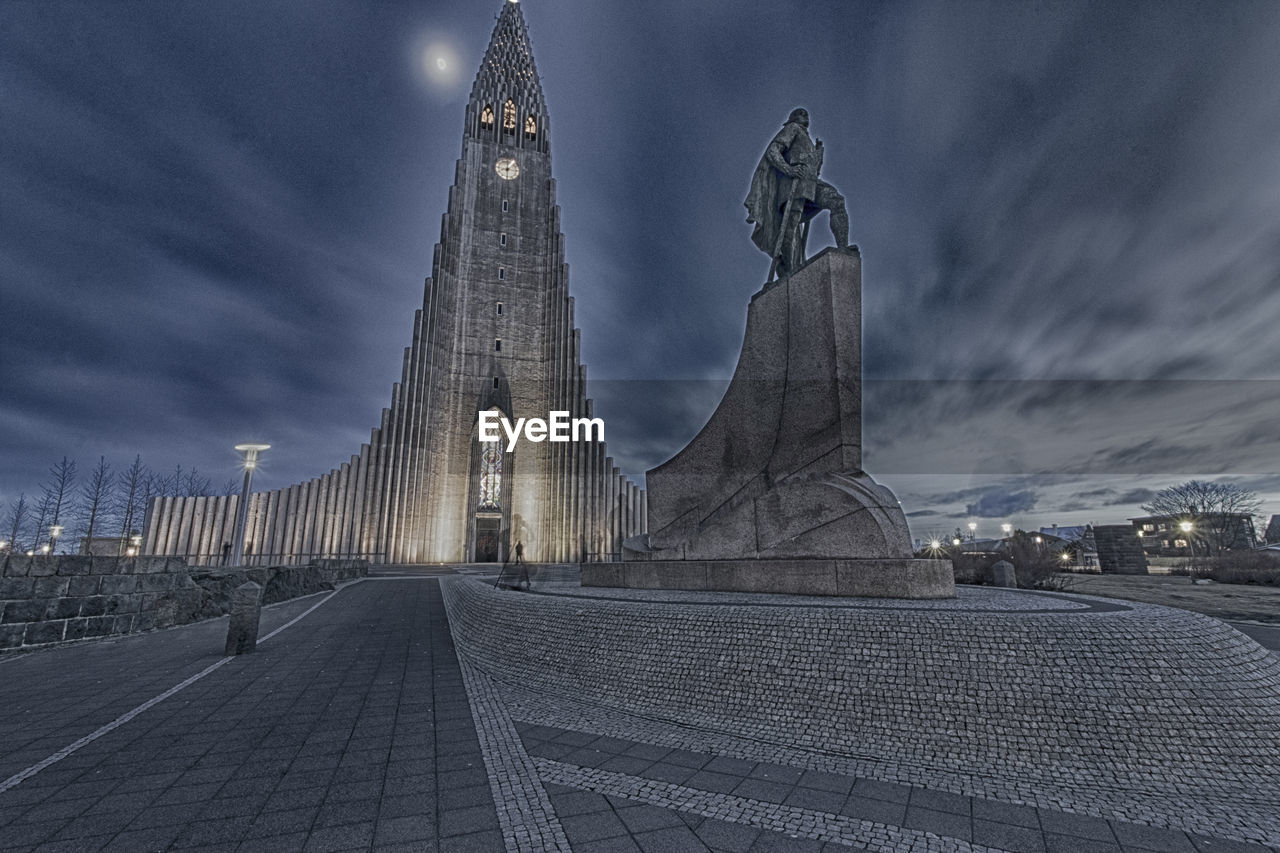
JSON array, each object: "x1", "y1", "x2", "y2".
[{"x1": 744, "y1": 108, "x2": 851, "y2": 279}]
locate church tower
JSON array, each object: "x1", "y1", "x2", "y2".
[{"x1": 143, "y1": 0, "x2": 645, "y2": 566}]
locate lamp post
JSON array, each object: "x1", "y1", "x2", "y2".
[
  {"x1": 1180, "y1": 520, "x2": 1196, "y2": 559},
  {"x1": 48, "y1": 524, "x2": 64, "y2": 555},
  {"x1": 229, "y1": 443, "x2": 270, "y2": 567},
  {"x1": 126, "y1": 532, "x2": 142, "y2": 558},
  {"x1": 967, "y1": 522, "x2": 977, "y2": 541}
]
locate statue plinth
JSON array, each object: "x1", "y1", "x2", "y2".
[{"x1": 582, "y1": 248, "x2": 954, "y2": 598}]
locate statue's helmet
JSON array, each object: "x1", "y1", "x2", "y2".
[{"x1": 787, "y1": 108, "x2": 809, "y2": 126}]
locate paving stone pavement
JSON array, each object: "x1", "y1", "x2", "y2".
[{"x1": 0, "y1": 568, "x2": 1277, "y2": 852}]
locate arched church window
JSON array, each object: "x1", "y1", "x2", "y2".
[
  {"x1": 479, "y1": 444, "x2": 502, "y2": 510},
  {"x1": 480, "y1": 105, "x2": 494, "y2": 131},
  {"x1": 503, "y1": 100, "x2": 517, "y2": 134},
  {"x1": 524, "y1": 115, "x2": 537, "y2": 140}
]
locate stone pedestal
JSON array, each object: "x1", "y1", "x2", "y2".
[
  {"x1": 990, "y1": 560, "x2": 1017, "y2": 588},
  {"x1": 583, "y1": 248, "x2": 953, "y2": 598},
  {"x1": 224, "y1": 581, "x2": 262, "y2": 656}
]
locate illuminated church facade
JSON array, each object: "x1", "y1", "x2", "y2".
[{"x1": 143, "y1": 1, "x2": 646, "y2": 565}]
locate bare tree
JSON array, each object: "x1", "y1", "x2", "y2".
[
  {"x1": 78, "y1": 456, "x2": 116, "y2": 553},
  {"x1": 219, "y1": 478, "x2": 241, "y2": 496},
  {"x1": 40, "y1": 457, "x2": 77, "y2": 552},
  {"x1": 4, "y1": 493, "x2": 30, "y2": 552},
  {"x1": 1141, "y1": 480, "x2": 1262, "y2": 554},
  {"x1": 30, "y1": 490, "x2": 52, "y2": 554},
  {"x1": 116, "y1": 455, "x2": 150, "y2": 554},
  {"x1": 182, "y1": 467, "x2": 212, "y2": 496},
  {"x1": 159, "y1": 464, "x2": 214, "y2": 497}
]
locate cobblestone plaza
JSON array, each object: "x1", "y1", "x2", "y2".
[{"x1": 2, "y1": 567, "x2": 1278, "y2": 852}]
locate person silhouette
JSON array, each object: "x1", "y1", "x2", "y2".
[{"x1": 514, "y1": 540, "x2": 529, "y2": 589}]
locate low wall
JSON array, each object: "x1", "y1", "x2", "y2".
[{"x1": 0, "y1": 554, "x2": 366, "y2": 651}]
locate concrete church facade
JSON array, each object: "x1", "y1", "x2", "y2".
[{"x1": 143, "y1": 1, "x2": 645, "y2": 566}]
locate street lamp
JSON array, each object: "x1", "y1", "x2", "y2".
[
  {"x1": 1179, "y1": 520, "x2": 1196, "y2": 560},
  {"x1": 48, "y1": 524, "x2": 64, "y2": 555},
  {"x1": 1001, "y1": 523, "x2": 1013, "y2": 537},
  {"x1": 967, "y1": 522, "x2": 977, "y2": 541},
  {"x1": 229, "y1": 443, "x2": 270, "y2": 567},
  {"x1": 126, "y1": 533, "x2": 142, "y2": 557}
]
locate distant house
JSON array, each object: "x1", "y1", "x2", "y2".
[
  {"x1": 1038, "y1": 525, "x2": 1100, "y2": 571},
  {"x1": 78, "y1": 533, "x2": 143, "y2": 557},
  {"x1": 1265, "y1": 515, "x2": 1280, "y2": 545},
  {"x1": 1129, "y1": 514, "x2": 1257, "y2": 556}
]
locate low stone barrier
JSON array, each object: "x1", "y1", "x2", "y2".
[{"x1": 0, "y1": 554, "x2": 367, "y2": 651}]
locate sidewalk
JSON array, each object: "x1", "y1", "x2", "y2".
[
  {"x1": 0, "y1": 578, "x2": 498, "y2": 852},
  {"x1": 0, "y1": 573, "x2": 1276, "y2": 852}
]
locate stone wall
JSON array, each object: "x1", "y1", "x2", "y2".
[{"x1": 0, "y1": 554, "x2": 366, "y2": 651}]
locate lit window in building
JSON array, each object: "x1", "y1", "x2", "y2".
[
  {"x1": 480, "y1": 105, "x2": 494, "y2": 130},
  {"x1": 524, "y1": 115, "x2": 537, "y2": 140},
  {"x1": 479, "y1": 445, "x2": 502, "y2": 510},
  {"x1": 503, "y1": 100, "x2": 516, "y2": 132}
]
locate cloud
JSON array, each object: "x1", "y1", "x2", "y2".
[{"x1": 966, "y1": 489, "x2": 1038, "y2": 518}]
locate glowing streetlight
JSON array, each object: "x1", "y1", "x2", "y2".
[
  {"x1": 967, "y1": 522, "x2": 977, "y2": 540},
  {"x1": 952, "y1": 538, "x2": 962, "y2": 546},
  {"x1": 229, "y1": 443, "x2": 270, "y2": 567},
  {"x1": 1001, "y1": 523, "x2": 1012, "y2": 537},
  {"x1": 48, "y1": 524, "x2": 64, "y2": 554},
  {"x1": 1179, "y1": 520, "x2": 1196, "y2": 558},
  {"x1": 0, "y1": 540, "x2": 7, "y2": 551}
]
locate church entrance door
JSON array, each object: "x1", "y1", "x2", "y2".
[{"x1": 474, "y1": 516, "x2": 501, "y2": 562}]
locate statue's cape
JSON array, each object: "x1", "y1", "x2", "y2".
[
  {"x1": 744, "y1": 154, "x2": 786, "y2": 256},
  {"x1": 744, "y1": 128, "x2": 819, "y2": 257}
]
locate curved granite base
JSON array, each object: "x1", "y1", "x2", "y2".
[
  {"x1": 443, "y1": 577, "x2": 1280, "y2": 843},
  {"x1": 584, "y1": 557, "x2": 954, "y2": 598}
]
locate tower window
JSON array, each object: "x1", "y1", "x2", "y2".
[
  {"x1": 496, "y1": 302, "x2": 503, "y2": 316},
  {"x1": 524, "y1": 115, "x2": 537, "y2": 140},
  {"x1": 498, "y1": 267, "x2": 505, "y2": 280},
  {"x1": 493, "y1": 376, "x2": 499, "y2": 389},
  {"x1": 480, "y1": 105, "x2": 494, "y2": 131},
  {"x1": 499, "y1": 232, "x2": 507, "y2": 246},
  {"x1": 479, "y1": 444, "x2": 501, "y2": 510},
  {"x1": 502, "y1": 200, "x2": 508, "y2": 213},
  {"x1": 495, "y1": 339, "x2": 502, "y2": 352},
  {"x1": 503, "y1": 100, "x2": 516, "y2": 134}
]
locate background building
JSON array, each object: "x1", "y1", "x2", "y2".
[
  {"x1": 143, "y1": 1, "x2": 644, "y2": 566},
  {"x1": 1130, "y1": 514, "x2": 1257, "y2": 557}
]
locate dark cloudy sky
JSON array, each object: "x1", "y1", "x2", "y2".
[{"x1": 4, "y1": 0, "x2": 1280, "y2": 540}]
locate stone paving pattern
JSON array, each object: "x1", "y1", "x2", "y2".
[
  {"x1": 443, "y1": 576, "x2": 1280, "y2": 844},
  {"x1": 1, "y1": 570, "x2": 1277, "y2": 851},
  {"x1": 0, "y1": 579, "x2": 499, "y2": 852}
]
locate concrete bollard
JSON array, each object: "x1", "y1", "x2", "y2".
[
  {"x1": 990, "y1": 560, "x2": 1017, "y2": 588},
  {"x1": 225, "y1": 581, "x2": 263, "y2": 655}
]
